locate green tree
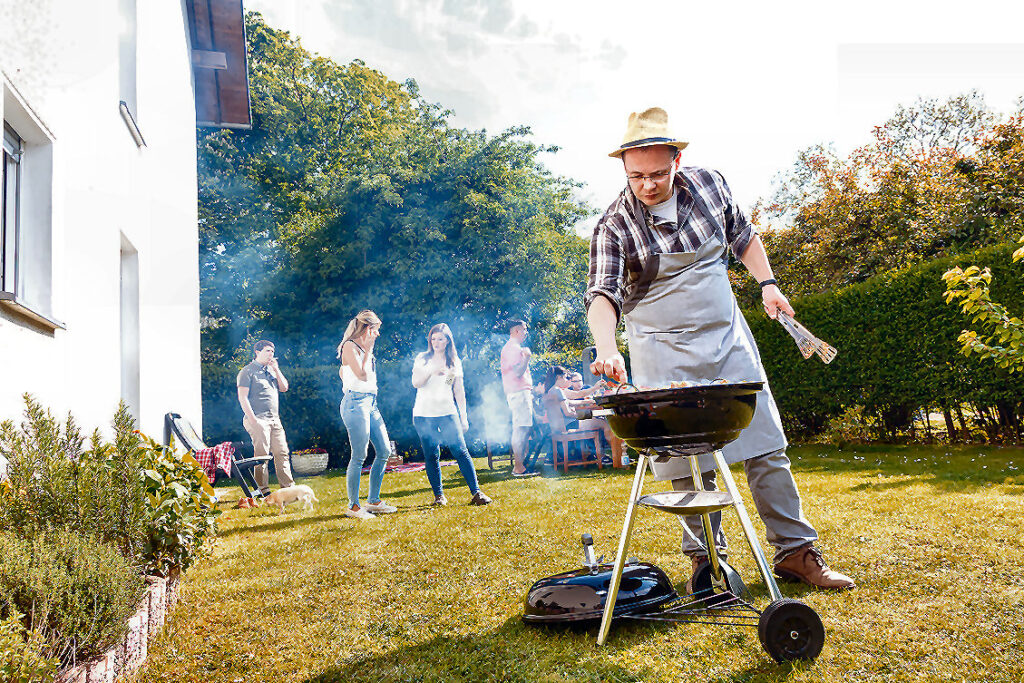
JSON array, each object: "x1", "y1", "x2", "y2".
[
  {"x1": 738, "y1": 92, "x2": 1018, "y2": 308},
  {"x1": 197, "y1": 14, "x2": 592, "y2": 450},
  {"x1": 943, "y1": 235, "x2": 1024, "y2": 371}
]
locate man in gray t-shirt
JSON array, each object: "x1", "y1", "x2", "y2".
[{"x1": 236, "y1": 340, "x2": 294, "y2": 494}]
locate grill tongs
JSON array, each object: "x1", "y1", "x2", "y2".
[{"x1": 776, "y1": 311, "x2": 837, "y2": 364}]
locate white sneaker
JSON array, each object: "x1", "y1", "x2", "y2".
[
  {"x1": 344, "y1": 507, "x2": 375, "y2": 520},
  {"x1": 364, "y1": 501, "x2": 397, "y2": 514}
]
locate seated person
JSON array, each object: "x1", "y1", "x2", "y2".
[{"x1": 542, "y1": 366, "x2": 625, "y2": 466}]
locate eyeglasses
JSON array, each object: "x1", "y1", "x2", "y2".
[{"x1": 626, "y1": 166, "x2": 674, "y2": 184}]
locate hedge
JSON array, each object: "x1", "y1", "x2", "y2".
[
  {"x1": 745, "y1": 240, "x2": 1024, "y2": 439},
  {"x1": 202, "y1": 355, "x2": 526, "y2": 468}
]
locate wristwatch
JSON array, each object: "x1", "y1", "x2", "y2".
[{"x1": 758, "y1": 278, "x2": 778, "y2": 288}]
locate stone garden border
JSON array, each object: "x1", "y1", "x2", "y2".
[{"x1": 57, "y1": 568, "x2": 181, "y2": 683}]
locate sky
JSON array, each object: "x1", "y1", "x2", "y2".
[{"x1": 244, "y1": 0, "x2": 1024, "y2": 226}]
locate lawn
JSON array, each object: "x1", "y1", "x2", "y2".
[{"x1": 135, "y1": 445, "x2": 1024, "y2": 683}]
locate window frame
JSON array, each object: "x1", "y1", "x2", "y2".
[{"x1": 1, "y1": 122, "x2": 21, "y2": 295}]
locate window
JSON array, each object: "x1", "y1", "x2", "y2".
[
  {"x1": 0, "y1": 79, "x2": 61, "y2": 330},
  {"x1": 1, "y1": 123, "x2": 20, "y2": 294}
]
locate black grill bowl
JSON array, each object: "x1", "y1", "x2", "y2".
[{"x1": 594, "y1": 382, "x2": 763, "y2": 456}]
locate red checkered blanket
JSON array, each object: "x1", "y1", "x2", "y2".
[
  {"x1": 360, "y1": 460, "x2": 455, "y2": 474},
  {"x1": 193, "y1": 442, "x2": 235, "y2": 483}
]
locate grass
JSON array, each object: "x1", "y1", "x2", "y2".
[{"x1": 135, "y1": 445, "x2": 1024, "y2": 682}]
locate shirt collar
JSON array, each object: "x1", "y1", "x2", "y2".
[{"x1": 624, "y1": 170, "x2": 694, "y2": 228}]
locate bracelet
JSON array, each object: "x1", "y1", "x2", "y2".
[{"x1": 758, "y1": 278, "x2": 778, "y2": 288}]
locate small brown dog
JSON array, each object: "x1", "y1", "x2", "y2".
[{"x1": 264, "y1": 484, "x2": 319, "y2": 513}]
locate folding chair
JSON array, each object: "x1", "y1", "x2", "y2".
[{"x1": 164, "y1": 412, "x2": 271, "y2": 500}]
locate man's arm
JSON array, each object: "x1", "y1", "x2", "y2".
[
  {"x1": 237, "y1": 385, "x2": 258, "y2": 424},
  {"x1": 268, "y1": 359, "x2": 289, "y2": 392},
  {"x1": 587, "y1": 294, "x2": 628, "y2": 383},
  {"x1": 513, "y1": 350, "x2": 531, "y2": 378},
  {"x1": 738, "y1": 234, "x2": 794, "y2": 320}
]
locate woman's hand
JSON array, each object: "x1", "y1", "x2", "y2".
[
  {"x1": 364, "y1": 326, "x2": 380, "y2": 348},
  {"x1": 460, "y1": 416, "x2": 469, "y2": 432}
]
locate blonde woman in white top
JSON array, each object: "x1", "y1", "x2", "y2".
[
  {"x1": 339, "y1": 310, "x2": 396, "y2": 520},
  {"x1": 411, "y1": 323, "x2": 491, "y2": 506}
]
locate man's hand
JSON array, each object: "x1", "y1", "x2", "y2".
[
  {"x1": 590, "y1": 352, "x2": 627, "y2": 384},
  {"x1": 268, "y1": 358, "x2": 280, "y2": 373},
  {"x1": 522, "y1": 347, "x2": 532, "y2": 360},
  {"x1": 761, "y1": 285, "x2": 794, "y2": 320}
]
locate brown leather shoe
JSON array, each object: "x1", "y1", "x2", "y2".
[
  {"x1": 684, "y1": 556, "x2": 709, "y2": 594},
  {"x1": 774, "y1": 544, "x2": 855, "y2": 590}
]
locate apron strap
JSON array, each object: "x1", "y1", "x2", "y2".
[{"x1": 681, "y1": 175, "x2": 729, "y2": 263}]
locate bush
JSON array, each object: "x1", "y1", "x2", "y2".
[
  {"x1": 0, "y1": 529, "x2": 145, "y2": 668},
  {"x1": 0, "y1": 397, "x2": 148, "y2": 562},
  {"x1": 0, "y1": 608, "x2": 58, "y2": 683},
  {"x1": 138, "y1": 435, "x2": 220, "y2": 577},
  {"x1": 0, "y1": 396, "x2": 220, "y2": 578},
  {"x1": 818, "y1": 405, "x2": 877, "y2": 446}
]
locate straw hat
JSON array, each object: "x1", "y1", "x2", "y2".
[{"x1": 608, "y1": 107, "x2": 689, "y2": 158}]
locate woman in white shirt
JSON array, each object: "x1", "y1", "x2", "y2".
[
  {"x1": 411, "y1": 323, "x2": 491, "y2": 506},
  {"x1": 339, "y1": 310, "x2": 397, "y2": 520}
]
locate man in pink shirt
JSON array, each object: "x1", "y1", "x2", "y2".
[{"x1": 500, "y1": 319, "x2": 537, "y2": 476}]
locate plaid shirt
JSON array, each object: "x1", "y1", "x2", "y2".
[{"x1": 585, "y1": 166, "x2": 756, "y2": 317}]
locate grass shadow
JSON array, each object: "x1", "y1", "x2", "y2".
[{"x1": 301, "y1": 612, "x2": 806, "y2": 683}]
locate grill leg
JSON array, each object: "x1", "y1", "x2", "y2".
[
  {"x1": 596, "y1": 453, "x2": 649, "y2": 645},
  {"x1": 689, "y1": 453, "x2": 727, "y2": 591},
  {"x1": 713, "y1": 450, "x2": 783, "y2": 601}
]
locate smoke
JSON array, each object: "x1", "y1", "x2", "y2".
[{"x1": 471, "y1": 380, "x2": 511, "y2": 448}]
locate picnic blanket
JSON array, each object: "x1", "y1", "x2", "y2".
[
  {"x1": 193, "y1": 442, "x2": 235, "y2": 483},
  {"x1": 361, "y1": 460, "x2": 456, "y2": 474}
]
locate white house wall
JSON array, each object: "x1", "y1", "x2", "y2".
[{"x1": 0, "y1": 0, "x2": 202, "y2": 440}]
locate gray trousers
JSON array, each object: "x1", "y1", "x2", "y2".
[
  {"x1": 243, "y1": 415, "x2": 294, "y2": 491},
  {"x1": 671, "y1": 448, "x2": 817, "y2": 564}
]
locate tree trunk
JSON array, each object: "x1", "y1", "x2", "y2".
[
  {"x1": 995, "y1": 400, "x2": 1017, "y2": 441},
  {"x1": 969, "y1": 402, "x2": 994, "y2": 442},
  {"x1": 940, "y1": 402, "x2": 957, "y2": 443},
  {"x1": 954, "y1": 402, "x2": 969, "y2": 438},
  {"x1": 923, "y1": 406, "x2": 933, "y2": 441}
]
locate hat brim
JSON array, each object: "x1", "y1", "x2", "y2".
[{"x1": 609, "y1": 138, "x2": 689, "y2": 159}]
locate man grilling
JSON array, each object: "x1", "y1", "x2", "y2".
[{"x1": 586, "y1": 107, "x2": 854, "y2": 591}]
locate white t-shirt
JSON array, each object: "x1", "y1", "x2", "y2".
[
  {"x1": 412, "y1": 354, "x2": 463, "y2": 417},
  {"x1": 648, "y1": 190, "x2": 677, "y2": 225},
  {"x1": 341, "y1": 342, "x2": 378, "y2": 394}
]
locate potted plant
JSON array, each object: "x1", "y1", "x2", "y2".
[{"x1": 291, "y1": 447, "x2": 329, "y2": 476}]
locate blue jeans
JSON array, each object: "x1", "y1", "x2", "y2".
[
  {"x1": 342, "y1": 391, "x2": 391, "y2": 508},
  {"x1": 413, "y1": 414, "x2": 480, "y2": 497}
]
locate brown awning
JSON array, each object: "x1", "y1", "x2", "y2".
[{"x1": 186, "y1": 0, "x2": 252, "y2": 129}]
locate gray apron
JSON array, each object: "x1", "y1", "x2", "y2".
[{"x1": 621, "y1": 187, "x2": 787, "y2": 480}]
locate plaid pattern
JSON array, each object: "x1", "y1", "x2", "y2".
[
  {"x1": 193, "y1": 442, "x2": 235, "y2": 483},
  {"x1": 585, "y1": 166, "x2": 757, "y2": 316}
]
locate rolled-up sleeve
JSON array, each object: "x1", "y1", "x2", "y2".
[
  {"x1": 715, "y1": 170, "x2": 757, "y2": 259},
  {"x1": 585, "y1": 221, "x2": 627, "y2": 318}
]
